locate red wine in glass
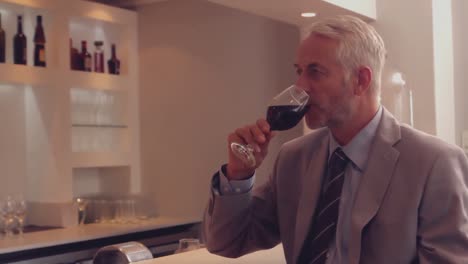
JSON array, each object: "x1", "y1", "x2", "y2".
[
  {"x1": 267, "y1": 105, "x2": 310, "y2": 131},
  {"x1": 230, "y1": 85, "x2": 309, "y2": 167}
]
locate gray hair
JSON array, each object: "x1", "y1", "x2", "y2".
[{"x1": 306, "y1": 15, "x2": 386, "y2": 97}]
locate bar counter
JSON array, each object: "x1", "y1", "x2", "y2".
[
  {"x1": 0, "y1": 216, "x2": 200, "y2": 263},
  {"x1": 141, "y1": 244, "x2": 286, "y2": 264}
]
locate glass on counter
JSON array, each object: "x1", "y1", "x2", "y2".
[
  {"x1": 175, "y1": 238, "x2": 201, "y2": 253},
  {"x1": 75, "y1": 197, "x2": 89, "y2": 226},
  {"x1": 0, "y1": 194, "x2": 27, "y2": 237},
  {"x1": 79, "y1": 196, "x2": 148, "y2": 225}
]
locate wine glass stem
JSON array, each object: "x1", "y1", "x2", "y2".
[
  {"x1": 18, "y1": 219, "x2": 24, "y2": 236},
  {"x1": 78, "y1": 210, "x2": 86, "y2": 225},
  {"x1": 230, "y1": 142, "x2": 256, "y2": 167},
  {"x1": 5, "y1": 218, "x2": 14, "y2": 237}
]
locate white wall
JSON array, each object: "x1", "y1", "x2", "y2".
[
  {"x1": 374, "y1": 0, "x2": 462, "y2": 147},
  {"x1": 373, "y1": 0, "x2": 437, "y2": 134},
  {"x1": 0, "y1": 85, "x2": 27, "y2": 196},
  {"x1": 432, "y1": 0, "x2": 455, "y2": 144},
  {"x1": 324, "y1": 0, "x2": 376, "y2": 19},
  {"x1": 138, "y1": 0, "x2": 300, "y2": 219},
  {"x1": 452, "y1": 0, "x2": 468, "y2": 148}
]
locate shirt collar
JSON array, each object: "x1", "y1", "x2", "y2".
[{"x1": 329, "y1": 106, "x2": 383, "y2": 172}]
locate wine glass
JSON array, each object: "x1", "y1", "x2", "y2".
[
  {"x1": 230, "y1": 84, "x2": 309, "y2": 167},
  {"x1": 0, "y1": 196, "x2": 16, "y2": 237},
  {"x1": 75, "y1": 198, "x2": 89, "y2": 225},
  {"x1": 175, "y1": 238, "x2": 201, "y2": 253},
  {"x1": 14, "y1": 196, "x2": 27, "y2": 236}
]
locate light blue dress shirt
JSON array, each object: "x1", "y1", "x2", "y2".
[
  {"x1": 216, "y1": 106, "x2": 383, "y2": 263},
  {"x1": 326, "y1": 106, "x2": 382, "y2": 263}
]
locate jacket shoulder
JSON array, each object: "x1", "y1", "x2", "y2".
[{"x1": 399, "y1": 124, "x2": 464, "y2": 156}]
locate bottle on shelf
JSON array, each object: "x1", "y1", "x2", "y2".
[
  {"x1": 0, "y1": 13, "x2": 5, "y2": 63},
  {"x1": 94, "y1": 41, "x2": 104, "y2": 73},
  {"x1": 33, "y1": 15, "x2": 46, "y2": 67},
  {"x1": 107, "y1": 44, "x2": 120, "y2": 75},
  {"x1": 13, "y1": 15, "x2": 27, "y2": 65},
  {"x1": 70, "y1": 38, "x2": 80, "y2": 70},
  {"x1": 80, "y1": 41, "x2": 92, "y2": 72}
]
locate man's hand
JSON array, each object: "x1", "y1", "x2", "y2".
[{"x1": 227, "y1": 118, "x2": 276, "y2": 180}]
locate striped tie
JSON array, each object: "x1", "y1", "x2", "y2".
[{"x1": 297, "y1": 148, "x2": 349, "y2": 264}]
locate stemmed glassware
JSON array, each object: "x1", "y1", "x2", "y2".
[
  {"x1": 230, "y1": 84, "x2": 310, "y2": 167},
  {"x1": 175, "y1": 238, "x2": 201, "y2": 253},
  {"x1": 14, "y1": 196, "x2": 26, "y2": 236},
  {"x1": 75, "y1": 198, "x2": 89, "y2": 226},
  {"x1": 0, "y1": 196, "x2": 16, "y2": 237},
  {"x1": 0, "y1": 195, "x2": 27, "y2": 237}
]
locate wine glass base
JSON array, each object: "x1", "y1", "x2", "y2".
[{"x1": 230, "y1": 142, "x2": 256, "y2": 167}]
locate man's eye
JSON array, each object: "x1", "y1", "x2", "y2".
[
  {"x1": 307, "y1": 68, "x2": 320, "y2": 76},
  {"x1": 296, "y1": 69, "x2": 303, "y2": 76}
]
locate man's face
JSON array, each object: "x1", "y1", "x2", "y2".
[{"x1": 294, "y1": 34, "x2": 357, "y2": 130}]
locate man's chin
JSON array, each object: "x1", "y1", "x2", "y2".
[{"x1": 304, "y1": 118, "x2": 326, "y2": 130}]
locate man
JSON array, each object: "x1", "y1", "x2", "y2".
[{"x1": 203, "y1": 15, "x2": 468, "y2": 264}]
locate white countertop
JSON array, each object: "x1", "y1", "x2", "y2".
[
  {"x1": 0, "y1": 216, "x2": 200, "y2": 254},
  {"x1": 141, "y1": 244, "x2": 286, "y2": 264}
]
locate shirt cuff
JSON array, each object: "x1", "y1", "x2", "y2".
[{"x1": 214, "y1": 164, "x2": 255, "y2": 195}]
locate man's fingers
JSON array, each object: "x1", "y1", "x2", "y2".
[
  {"x1": 227, "y1": 120, "x2": 277, "y2": 175},
  {"x1": 250, "y1": 125, "x2": 266, "y2": 144},
  {"x1": 256, "y1": 119, "x2": 271, "y2": 134},
  {"x1": 233, "y1": 126, "x2": 261, "y2": 152}
]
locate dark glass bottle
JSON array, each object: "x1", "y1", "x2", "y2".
[
  {"x1": 107, "y1": 44, "x2": 120, "y2": 75},
  {"x1": 0, "y1": 13, "x2": 5, "y2": 63},
  {"x1": 13, "y1": 15, "x2": 27, "y2": 65},
  {"x1": 81, "y1": 41, "x2": 92, "y2": 72},
  {"x1": 93, "y1": 41, "x2": 104, "y2": 73},
  {"x1": 70, "y1": 38, "x2": 80, "y2": 70},
  {"x1": 33, "y1": 15, "x2": 46, "y2": 67}
]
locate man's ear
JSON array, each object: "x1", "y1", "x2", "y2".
[{"x1": 354, "y1": 66, "x2": 372, "y2": 96}]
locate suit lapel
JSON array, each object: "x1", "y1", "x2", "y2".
[
  {"x1": 292, "y1": 134, "x2": 329, "y2": 263},
  {"x1": 348, "y1": 108, "x2": 401, "y2": 264}
]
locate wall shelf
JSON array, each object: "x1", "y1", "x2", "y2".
[
  {"x1": 0, "y1": 0, "x2": 140, "y2": 228},
  {"x1": 67, "y1": 70, "x2": 129, "y2": 91},
  {"x1": 0, "y1": 64, "x2": 57, "y2": 87},
  {"x1": 72, "y1": 152, "x2": 131, "y2": 168},
  {"x1": 0, "y1": 64, "x2": 129, "y2": 90},
  {"x1": 72, "y1": 124, "x2": 128, "y2": 128}
]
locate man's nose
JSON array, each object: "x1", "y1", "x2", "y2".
[{"x1": 295, "y1": 76, "x2": 311, "y2": 93}]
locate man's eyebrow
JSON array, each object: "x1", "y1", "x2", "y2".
[{"x1": 293, "y1": 63, "x2": 321, "y2": 69}]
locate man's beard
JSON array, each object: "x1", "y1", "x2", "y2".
[{"x1": 305, "y1": 80, "x2": 354, "y2": 130}]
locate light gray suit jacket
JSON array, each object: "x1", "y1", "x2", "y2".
[{"x1": 203, "y1": 108, "x2": 468, "y2": 263}]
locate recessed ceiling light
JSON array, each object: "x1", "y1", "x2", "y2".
[{"x1": 301, "y1": 12, "x2": 316, "y2": 18}]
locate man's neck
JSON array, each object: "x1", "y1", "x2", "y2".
[{"x1": 330, "y1": 104, "x2": 380, "y2": 146}]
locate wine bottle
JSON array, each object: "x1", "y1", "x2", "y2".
[
  {"x1": 13, "y1": 15, "x2": 27, "y2": 65},
  {"x1": 81, "y1": 41, "x2": 92, "y2": 72},
  {"x1": 107, "y1": 44, "x2": 120, "y2": 75},
  {"x1": 94, "y1": 41, "x2": 104, "y2": 73},
  {"x1": 70, "y1": 38, "x2": 80, "y2": 70},
  {"x1": 33, "y1": 15, "x2": 46, "y2": 67},
  {"x1": 0, "y1": 13, "x2": 5, "y2": 63}
]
